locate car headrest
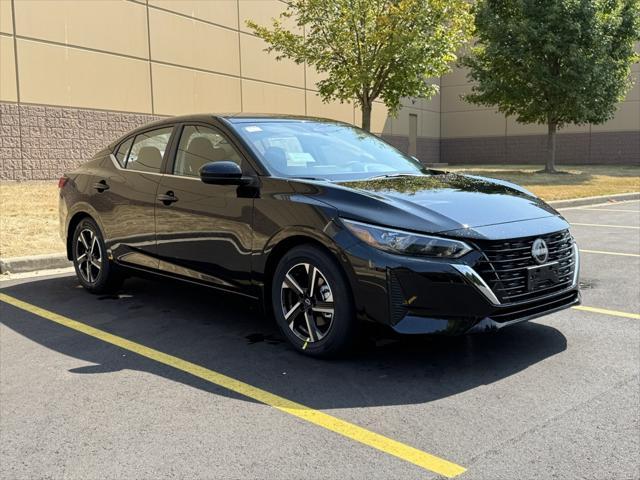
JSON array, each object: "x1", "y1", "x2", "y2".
[
  {"x1": 187, "y1": 137, "x2": 228, "y2": 162},
  {"x1": 136, "y1": 146, "x2": 162, "y2": 170}
]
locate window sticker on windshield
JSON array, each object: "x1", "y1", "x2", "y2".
[
  {"x1": 286, "y1": 152, "x2": 315, "y2": 166},
  {"x1": 245, "y1": 126, "x2": 262, "y2": 132}
]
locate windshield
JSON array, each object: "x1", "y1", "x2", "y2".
[{"x1": 231, "y1": 120, "x2": 427, "y2": 181}]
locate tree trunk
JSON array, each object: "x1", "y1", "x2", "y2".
[
  {"x1": 546, "y1": 121, "x2": 558, "y2": 173},
  {"x1": 361, "y1": 102, "x2": 372, "y2": 132}
]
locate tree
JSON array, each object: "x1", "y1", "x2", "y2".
[
  {"x1": 247, "y1": 0, "x2": 473, "y2": 132},
  {"x1": 462, "y1": 0, "x2": 640, "y2": 173}
]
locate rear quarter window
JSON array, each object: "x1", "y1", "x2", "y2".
[{"x1": 114, "y1": 137, "x2": 134, "y2": 167}]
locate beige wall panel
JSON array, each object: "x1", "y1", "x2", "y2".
[
  {"x1": 400, "y1": 97, "x2": 422, "y2": 109},
  {"x1": 240, "y1": 33, "x2": 304, "y2": 87},
  {"x1": 420, "y1": 93, "x2": 440, "y2": 113},
  {"x1": 591, "y1": 101, "x2": 640, "y2": 132},
  {"x1": 442, "y1": 110, "x2": 506, "y2": 138},
  {"x1": 420, "y1": 110, "x2": 440, "y2": 138},
  {"x1": 0, "y1": 0, "x2": 13, "y2": 35},
  {"x1": 14, "y1": 0, "x2": 148, "y2": 58},
  {"x1": 152, "y1": 63, "x2": 241, "y2": 116},
  {"x1": 441, "y1": 65, "x2": 470, "y2": 87},
  {"x1": 506, "y1": 119, "x2": 546, "y2": 136},
  {"x1": 150, "y1": 9, "x2": 239, "y2": 76},
  {"x1": 242, "y1": 80, "x2": 305, "y2": 115},
  {"x1": 239, "y1": 0, "x2": 299, "y2": 34},
  {"x1": 305, "y1": 64, "x2": 327, "y2": 91},
  {"x1": 441, "y1": 84, "x2": 486, "y2": 113},
  {"x1": 0, "y1": 35, "x2": 17, "y2": 101},
  {"x1": 17, "y1": 39, "x2": 151, "y2": 112},
  {"x1": 624, "y1": 73, "x2": 639, "y2": 102},
  {"x1": 306, "y1": 92, "x2": 353, "y2": 123},
  {"x1": 149, "y1": 0, "x2": 238, "y2": 29},
  {"x1": 506, "y1": 118, "x2": 588, "y2": 136}
]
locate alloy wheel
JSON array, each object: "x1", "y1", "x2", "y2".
[
  {"x1": 281, "y1": 263, "x2": 335, "y2": 342},
  {"x1": 76, "y1": 228, "x2": 102, "y2": 284}
]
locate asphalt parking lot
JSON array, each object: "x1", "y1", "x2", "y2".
[{"x1": 1, "y1": 200, "x2": 639, "y2": 480}]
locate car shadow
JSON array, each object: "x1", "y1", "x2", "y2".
[{"x1": 0, "y1": 274, "x2": 567, "y2": 409}]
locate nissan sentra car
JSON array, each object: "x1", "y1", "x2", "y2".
[{"x1": 59, "y1": 114, "x2": 580, "y2": 357}]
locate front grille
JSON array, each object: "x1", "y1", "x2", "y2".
[{"x1": 474, "y1": 230, "x2": 576, "y2": 304}]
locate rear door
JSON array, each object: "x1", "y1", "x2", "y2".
[
  {"x1": 98, "y1": 126, "x2": 175, "y2": 269},
  {"x1": 154, "y1": 123, "x2": 256, "y2": 294}
]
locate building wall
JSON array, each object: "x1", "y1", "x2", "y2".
[
  {"x1": 439, "y1": 50, "x2": 640, "y2": 165},
  {"x1": 0, "y1": 0, "x2": 637, "y2": 180}
]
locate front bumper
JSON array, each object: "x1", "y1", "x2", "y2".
[{"x1": 343, "y1": 242, "x2": 581, "y2": 335}]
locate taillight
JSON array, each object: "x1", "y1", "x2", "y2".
[{"x1": 58, "y1": 176, "x2": 69, "y2": 189}]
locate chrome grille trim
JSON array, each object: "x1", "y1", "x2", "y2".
[{"x1": 473, "y1": 229, "x2": 577, "y2": 304}]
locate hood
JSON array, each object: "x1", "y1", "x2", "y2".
[{"x1": 299, "y1": 173, "x2": 564, "y2": 237}]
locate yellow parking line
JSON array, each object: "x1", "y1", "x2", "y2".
[
  {"x1": 573, "y1": 305, "x2": 640, "y2": 320},
  {"x1": 576, "y1": 208, "x2": 640, "y2": 213},
  {"x1": 0, "y1": 293, "x2": 466, "y2": 478},
  {"x1": 580, "y1": 249, "x2": 640, "y2": 258},
  {"x1": 571, "y1": 223, "x2": 639, "y2": 230}
]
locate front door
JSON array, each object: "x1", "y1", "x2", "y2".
[{"x1": 154, "y1": 124, "x2": 255, "y2": 294}]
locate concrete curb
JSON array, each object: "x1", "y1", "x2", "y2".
[
  {"x1": 1, "y1": 192, "x2": 638, "y2": 274},
  {"x1": 0, "y1": 253, "x2": 70, "y2": 274},
  {"x1": 548, "y1": 192, "x2": 640, "y2": 209}
]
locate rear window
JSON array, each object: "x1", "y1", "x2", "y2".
[{"x1": 125, "y1": 127, "x2": 173, "y2": 173}]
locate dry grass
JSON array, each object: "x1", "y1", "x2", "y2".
[
  {"x1": 0, "y1": 165, "x2": 638, "y2": 258},
  {"x1": 0, "y1": 181, "x2": 63, "y2": 258},
  {"x1": 447, "y1": 164, "x2": 640, "y2": 201}
]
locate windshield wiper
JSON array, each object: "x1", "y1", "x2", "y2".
[
  {"x1": 364, "y1": 173, "x2": 424, "y2": 181},
  {"x1": 290, "y1": 176, "x2": 330, "y2": 181}
]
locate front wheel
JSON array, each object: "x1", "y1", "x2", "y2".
[
  {"x1": 72, "y1": 218, "x2": 122, "y2": 294},
  {"x1": 272, "y1": 245, "x2": 356, "y2": 357}
]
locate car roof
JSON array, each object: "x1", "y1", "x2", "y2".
[{"x1": 109, "y1": 113, "x2": 350, "y2": 148}]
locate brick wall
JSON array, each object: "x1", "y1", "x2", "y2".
[
  {"x1": 441, "y1": 131, "x2": 640, "y2": 165},
  {"x1": 0, "y1": 102, "x2": 161, "y2": 180}
]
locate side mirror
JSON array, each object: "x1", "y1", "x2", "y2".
[{"x1": 200, "y1": 161, "x2": 252, "y2": 185}]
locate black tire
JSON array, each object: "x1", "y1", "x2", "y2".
[
  {"x1": 72, "y1": 218, "x2": 123, "y2": 294},
  {"x1": 271, "y1": 245, "x2": 356, "y2": 357}
]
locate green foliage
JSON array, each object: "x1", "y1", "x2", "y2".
[
  {"x1": 462, "y1": 0, "x2": 640, "y2": 128},
  {"x1": 246, "y1": 0, "x2": 473, "y2": 131}
]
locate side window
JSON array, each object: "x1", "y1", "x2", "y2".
[
  {"x1": 114, "y1": 137, "x2": 133, "y2": 167},
  {"x1": 126, "y1": 127, "x2": 173, "y2": 173},
  {"x1": 173, "y1": 125, "x2": 243, "y2": 177}
]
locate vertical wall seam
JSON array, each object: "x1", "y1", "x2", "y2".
[
  {"x1": 9, "y1": 0, "x2": 24, "y2": 179},
  {"x1": 303, "y1": 24, "x2": 307, "y2": 116},
  {"x1": 145, "y1": 1, "x2": 154, "y2": 114},
  {"x1": 10, "y1": 0, "x2": 19, "y2": 102},
  {"x1": 236, "y1": 0, "x2": 243, "y2": 112}
]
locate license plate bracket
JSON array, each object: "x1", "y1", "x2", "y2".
[{"x1": 527, "y1": 262, "x2": 559, "y2": 291}]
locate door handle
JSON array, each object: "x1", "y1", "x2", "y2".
[
  {"x1": 157, "y1": 191, "x2": 178, "y2": 205},
  {"x1": 93, "y1": 180, "x2": 109, "y2": 192}
]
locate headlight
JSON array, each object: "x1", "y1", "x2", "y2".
[{"x1": 341, "y1": 219, "x2": 472, "y2": 258}]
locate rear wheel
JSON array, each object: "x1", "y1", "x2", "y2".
[
  {"x1": 272, "y1": 245, "x2": 356, "y2": 357},
  {"x1": 72, "y1": 218, "x2": 122, "y2": 294}
]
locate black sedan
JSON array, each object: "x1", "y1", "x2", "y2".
[{"x1": 59, "y1": 114, "x2": 580, "y2": 357}]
